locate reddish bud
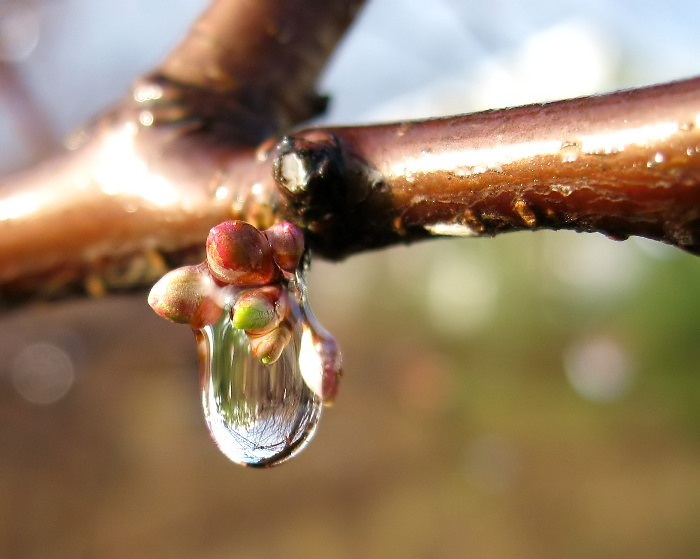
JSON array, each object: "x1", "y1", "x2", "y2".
[
  {"x1": 206, "y1": 220, "x2": 277, "y2": 287},
  {"x1": 264, "y1": 221, "x2": 305, "y2": 273}
]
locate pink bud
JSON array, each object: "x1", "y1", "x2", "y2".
[
  {"x1": 264, "y1": 221, "x2": 305, "y2": 273},
  {"x1": 206, "y1": 220, "x2": 277, "y2": 287}
]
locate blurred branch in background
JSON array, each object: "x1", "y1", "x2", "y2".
[
  {"x1": 0, "y1": 1, "x2": 58, "y2": 167},
  {"x1": 0, "y1": 62, "x2": 56, "y2": 160}
]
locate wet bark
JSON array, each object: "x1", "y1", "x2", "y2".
[
  {"x1": 275, "y1": 77, "x2": 700, "y2": 258},
  {"x1": 0, "y1": 0, "x2": 364, "y2": 307}
]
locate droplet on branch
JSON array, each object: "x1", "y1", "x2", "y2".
[{"x1": 148, "y1": 219, "x2": 343, "y2": 466}]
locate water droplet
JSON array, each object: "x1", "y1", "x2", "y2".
[
  {"x1": 138, "y1": 110, "x2": 154, "y2": 127},
  {"x1": 559, "y1": 141, "x2": 580, "y2": 163},
  {"x1": 132, "y1": 82, "x2": 164, "y2": 104},
  {"x1": 397, "y1": 122, "x2": 413, "y2": 137},
  {"x1": 195, "y1": 269, "x2": 341, "y2": 467},
  {"x1": 295, "y1": 276, "x2": 342, "y2": 404},
  {"x1": 551, "y1": 184, "x2": 573, "y2": 196},
  {"x1": 646, "y1": 152, "x2": 665, "y2": 168},
  {"x1": 197, "y1": 304, "x2": 322, "y2": 468}
]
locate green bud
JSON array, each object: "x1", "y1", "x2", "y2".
[{"x1": 232, "y1": 291, "x2": 276, "y2": 331}]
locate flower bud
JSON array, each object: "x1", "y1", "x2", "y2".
[
  {"x1": 206, "y1": 220, "x2": 277, "y2": 287},
  {"x1": 264, "y1": 221, "x2": 305, "y2": 273},
  {"x1": 232, "y1": 285, "x2": 287, "y2": 333},
  {"x1": 248, "y1": 322, "x2": 293, "y2": 365},
  {"x1": 148, "y1": 263, "x2": 215, "y2": 324},
  {"x1": 231, "y1": 290, "x2": 276, "y2": 331}
]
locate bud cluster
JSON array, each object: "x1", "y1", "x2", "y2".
[
  {"x1": 149, "y1": 218, "x2": 304, "y2": 352},
  {"x1": 148, "y1": 219, "x2": 341, "y2": 403}
]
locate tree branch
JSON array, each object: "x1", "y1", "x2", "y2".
[
  {"x1": 1, "y1": 0, "x2": 699, "y2": 310},
  {"x1": 159, "y1": 0, "x2": 365, "y2": 130},
  {"x1": 0, "y1": 0, "x2": 364, "y2": 308},
  {"x1": 275, "y1": 77, "x2": 700, "y2": 258}
]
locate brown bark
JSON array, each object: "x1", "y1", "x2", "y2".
[
  {"x1": 0, "y1": 0, "x2": 364, "y2": 308},
  {"x1": 160, "y1": 0, "x2": 365, "y2": 130},
  {"x1": 275, "y1": 77, "x2": 700, "y2": 258}
]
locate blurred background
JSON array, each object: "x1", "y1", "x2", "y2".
[{"x1": 1, "y1": 0, "x2": 700, "y2": 557}]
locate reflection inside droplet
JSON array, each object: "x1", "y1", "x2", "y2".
[{"x1": 197, "y1": 309, "x2": 322, "y2": 467}]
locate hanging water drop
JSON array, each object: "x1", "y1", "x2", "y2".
[
  {"x1": 197, "y1": 307, "x2": 322, "y2": 468},
  {"x1": 294, "y1": 272, "x2": 343, "y2": 404},
  {"x1": 149, "y1": 219, "x2": 342, "y2": 468}
]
